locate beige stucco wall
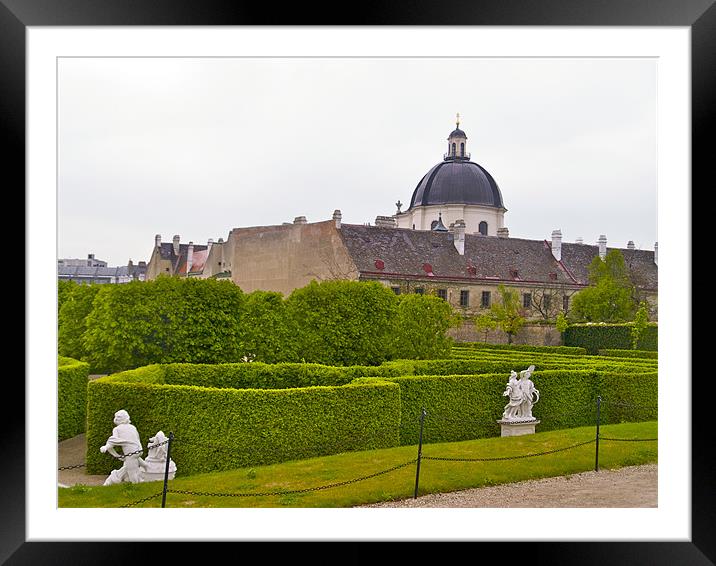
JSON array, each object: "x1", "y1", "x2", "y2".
[
  {"x1": 395, "y1": 204, "x2": 505, "y2": 235},
  {"x1": 449, "y1": 320, "x2": 563, "y2": 346},
  {"x1": 366, "y1": 277, "x2": 580, "y2": 320},
  {"x1": 225, "y1": 220, "x2": 359, "y2": 296},
  {"x1": 145, "y1": 247, "x2": 173, "y2": 280}
]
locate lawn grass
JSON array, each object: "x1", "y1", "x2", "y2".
[{"x1": 58, "y1": 421, "x2": 657, "y2": 508}]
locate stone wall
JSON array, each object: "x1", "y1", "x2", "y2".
[{"x1": 449, "y1": 320, "x2": 563, "y2": 346}]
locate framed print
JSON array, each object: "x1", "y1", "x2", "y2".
[{"x1": 7, "y1": 0, "x2": 709, "y2": 563}]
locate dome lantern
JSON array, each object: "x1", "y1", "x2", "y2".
[{"x1": 446, "y1": 112, "x2": 469, "y2": 160}]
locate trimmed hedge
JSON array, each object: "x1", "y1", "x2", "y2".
[
  {"x1": 564, "y1": 323, "x2": 658, "y2": 354},
  {"x1": 86, "y1": 355, "x2": 658, "y2": 475},
  {"x1": 598, "y1": 349, "x2": 658, "y2": 359},
  {"x1": 85, "y1": 366, "x2": 401, "y2": 475},
  {"x1": 358, "y1": 368, "x2": 657, "y2": 446},
  {"x1": 58, "y1": 356, "x2": 90, "y2": 441},
  {"x1": 453, "y1": 343, "x2": 589, "y2": 355}
]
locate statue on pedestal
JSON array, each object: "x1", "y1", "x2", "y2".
[
  {"x1": 501, "y1": 365, "x2": 539, "y2": 421},
  {"x1": 100, "y1": 409, "x2": 146, "y2": 486}
]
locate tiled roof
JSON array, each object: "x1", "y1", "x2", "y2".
[
  {"x1": 188, "y1": 249, "x2": 209, "y2": 274},
  {"x1": 159, "y1": 242, "x2": 208, "y2": 274},
  {"x1": 58, "y1": 266, "x2": 130, "y2": 278},
  {"x1": 560, "y1": 243, "x2": 658, "y2": 289},
  {"x1": 339, "y1": 224, "x2": 657, "y2": 289}
]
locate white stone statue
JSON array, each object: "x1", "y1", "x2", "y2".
[
  {"x1": 142, "y1": 430, "x2": 177, "y2": 482},
  {"x1": 502, "y1": 370, "x2": 523, "y2": 420},
  {"x1": 100, "y1": 409, "x2": 147, "y2": 486},
  {"x1": 501, "y1": 365, "x2": 539, "y2": 421},
  {"x1": 517, "y1": 365, "x2": 539, "y2": 420}
]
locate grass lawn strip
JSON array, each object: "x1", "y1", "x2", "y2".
[{"x1": 59, "y1": 421, "x2": 657, "y2": 508}]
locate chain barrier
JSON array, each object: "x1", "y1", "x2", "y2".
[
  {"x1": 120, "y1": 492, "x2": 164, "y2": 508},
  {"x1": 166, "y1": 458, "x2": 418, "y2": 499},
  {"x1": 599, "y1": 436, "x2": 658, "y2": 442},
  {"x1": 58, "y1": 463, "x2": 86, "y2": 470},
  {"x1": 61, "y1": 395, "x2": 655, "y2": 506},
  {"x1": 422, "y1": 438, "x2": 596, "y2": 462},
  {"x1": 59, "y1": 437, "x2": 174, "y2": 471}
]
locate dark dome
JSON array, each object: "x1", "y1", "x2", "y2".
[
  {"x1": 449, "y1": 128, "x2": 467, "y2": 138},
  {"x1": 408, "y1": 160, "x2": 505, "y2": 210}
]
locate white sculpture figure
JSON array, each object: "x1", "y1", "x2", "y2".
[
  {"x1": 100, "y1": 409, "x2": 146, "y2": 486},
  {"x1": 502, "y1": 370, "x2": 523, "y2": 420},
  {"x1": 517, "y1": 365, "x2": 540, "y2": 420},
  {"x1": 142, "y1": 430, "x2": 177, "y2": 482}
]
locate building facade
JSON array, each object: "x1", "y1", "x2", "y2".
[
  {"x1": 145, "y1": 117, "x2": 658, "y2": 321},
  {"x1": 58, "y1": 254, "x2": 147, "y2": 285}
]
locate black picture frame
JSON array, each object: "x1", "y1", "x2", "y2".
[{"x1": 6, "y1": 0, "x2": 706, "y2": 563}]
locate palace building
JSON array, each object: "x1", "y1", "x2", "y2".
[{"x1": 146, "y1": 117, "x2": 658, "y2": 337}]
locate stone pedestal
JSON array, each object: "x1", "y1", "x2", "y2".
[{"x1": 497, "y1": 419, "x2": 540, "y2": 437}]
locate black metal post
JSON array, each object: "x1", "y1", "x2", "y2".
[
  {"x1": 161, "y1": 432, "x2": 174, "y2": 508},
  {"x1": 595, "y1": 396, "x2": 601, "y2": 472},
  {"x1": 413, "y1": 408, "x2": 426, "y2": 499}
]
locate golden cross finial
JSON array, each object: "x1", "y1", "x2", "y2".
[{"x1": 456, "y1": 112, "x2": 460, "y2": 128}]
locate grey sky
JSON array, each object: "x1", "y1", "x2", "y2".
[{"x1": 58, "y1": 57, "x2": 657, "y2": 267}]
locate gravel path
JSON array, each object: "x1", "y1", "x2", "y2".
[{"x1": 357, "y1": 463, "x2": 657, "y2": 508}]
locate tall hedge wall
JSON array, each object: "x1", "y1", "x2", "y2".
[
  {"x1": 564, "y1": 323, "x2": 658, "y2": 354},
  {"x1": 86, "y1": 367, "x2": 401, "y2": 475},
  {"x1": 86, "y1": 356, "x2": 657, "y2": 475},
  {"x1": 58, "y1": 356, "x2": 90, "y2": 441},
  {"x1": 359, "y1": 368, "x2": 657, "y2": 446},
  {"x1": 453, "y1": 343, "x2": 588, "y2": 355},
  {"x1": 598, "y1": 349, "x2": 658, "y2": 359}
]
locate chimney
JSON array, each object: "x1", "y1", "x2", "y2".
[
  {"x1": 375, "y1": 215, "x2": 396, "y2": 228},
  {"x1": 551, "y1": 229, "x2": 562, "y2": 261},
  {"x1": 598, "y1": 234, "x2": 607, "y2": 260},
  {"x1": 207, "y1": 238, "x2": 214, "y2": 253},
  {"x1": 654, "y1": 242, "x2": 658, "y2": 266},
  {"x1": 218, "y1": 237, "x2": 224, "y2": 244},
  {"x1": 138, "y1": 261, "x2": 146, "y2": 267},
  {"x1": 88, "y1": 253, "x2": 95, "y2": 260},
  {"x1": 333, "y1": 209, "x2": 342, "y2": 229},
  {"x1": 497, "y1": 227, "x2": 509, "y2": 238},
  {"x1": 575, "y1": 237, "x2": 583, "y2": 245},
  {"x1": 293, "y1": 216, "x2": 307, "y2": 225},
  {"x1": 187, "y1": 242, "x2": 194, "y2": 273},
  {"x1": 627, "y1": 240, "x2": 635, "y2": 250},
  {"x1": 155, "y1": 234, "x2": 162, "y2": 248},
  {"x1": 128, "y1": 259, "x2": 133, "y2": 268},
  {"x1": 453, "y1": 219, "x2": 466, "y2": 255},
  {"x1": 173, "y1": 235, "x2": 180, "y2": 255}
]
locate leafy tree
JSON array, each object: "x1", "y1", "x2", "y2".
[
  {"x1": 285, "y1": 280, "x2": 398, "y2": 366},
  {"x1": 631, "y1": 302, "x2": 650, "y2": 349},
  {"x1": 474, "y1": 311, "x2": 497, "y2": 343},
  {"x1": 82, "y1": 277, "x2": 246, "y2": 373},
  {"x1": 240, "y1": 290, "x2": 299, "y2": 363},
  {"x1": 391, "y1": 294, "x2": 458, "y2": 359},
  {"x1": 555, "y1": 311, "x2": 569, "y2": 334},
  {"x1": 571, "y1": 250, "x2": 637, "y2": 323},
  {"x1": 479, "y1": 284, "x2": 526, "y2": 344},
  {"x1": 58, "y1": 283, "x2": 101, "y2": 362},
  {"x1": 57, "y1": 279, "x2": 78, "y2": 315}
]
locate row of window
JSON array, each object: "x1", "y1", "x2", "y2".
[{"x1": 391, "y1": 287, "x2": 570, "y2": 311}]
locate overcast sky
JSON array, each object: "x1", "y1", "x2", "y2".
[{"x1": 58, "y1": 57, "x2": 657, "y2": 267}]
